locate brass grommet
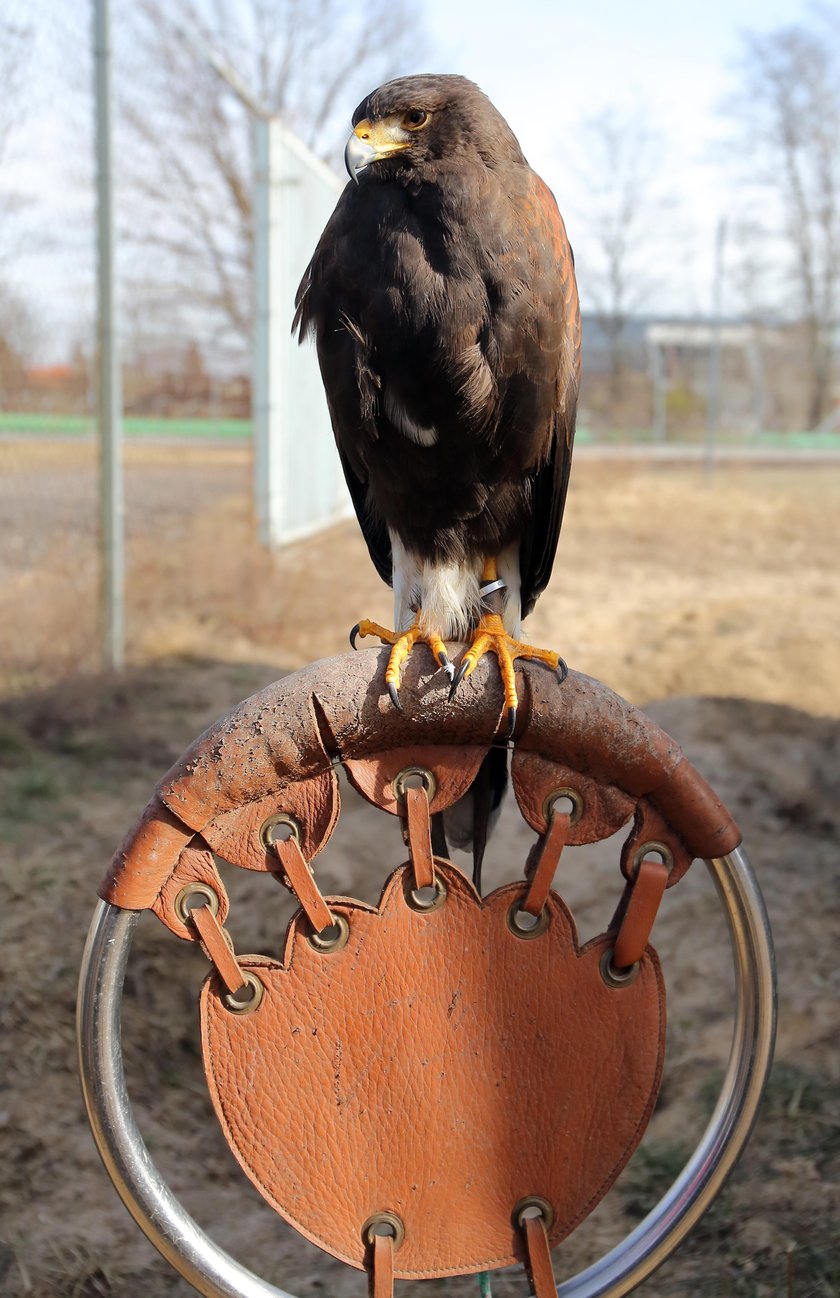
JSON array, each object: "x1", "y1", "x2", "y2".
[
  {"x1": 513, "y1": 1195, "x2": 555, "y2": 1231},
  {"x1": 542, "y1": 786, "x2": 583, "y2": 826},
  {"x1": 222, "y1": 971, "x2": 264, "y2": 1015},
  {"x1": 362, "y1": 1211, "x2": 405, "y2": 1251},
  {"x1": 405, "y1": 877, "x2": 448, "y2": 913},
  {"x1": 307, "y1": 913, "x2": 350, "y2": 953},
  {"x1": 631, "y1": 839, "x2": 674, "y2": 875},
  {"x1": 600, "y1": 947, "x2": 641, "y2": 988},
  {"x1": 259, "y1": 812, "x2": 302, "y2": 850},
  {"x1": 174, "y1": 882, "x2": 220, "y2": 924},
  {"x1": 392, "y1": 766, "x2": 437, "y2": 804},
  {"x1": 506, "y1": 900, "x2": 550, "y2": 939}
]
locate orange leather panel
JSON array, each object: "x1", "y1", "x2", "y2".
[
  {"x1": 198, "y1": 771, "x2": 339, "y2": 872},
  {"x1": 151, "y1": 841, "x2": 229, "y2": 940},
  {"x1": 200, "y1": 862, "x2": 665, "y2": 1279},
  {"x1": 511, "y1": 750, "x2": 634, "y2": 843},
  {"x1": 344, "y1": 744, "x2": 490, "y2": 815},
  {"x1": 620, "y1": 799, "x2": 694, "y2": 887}
]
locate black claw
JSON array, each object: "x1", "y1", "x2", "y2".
[
  {"x1": 506, "y1": 705, "x2": 517, "y2": 739},
  {"x1": 556, "y1": 655, "x2": 569, "y2": 684},
  {"x1": 349, "y1": 622, "x2": 361, "y2": 650},
  {"x1": 387, "y1": 681, "x2": 403, "y2": 711},
  {"x1": 438, "y1": 651, "x2": 456, "y2": 683},
  {"x1": 448, "y1": 660, "x2": 469, "y2": 701}
]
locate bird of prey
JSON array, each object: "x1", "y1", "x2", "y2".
[{"x1": 295, "y1": 74, "x2": 580, "y2": 737}]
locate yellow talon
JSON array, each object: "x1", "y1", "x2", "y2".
[{"x1": 350, "y1": 612, "x2": 453, "y2": 708}]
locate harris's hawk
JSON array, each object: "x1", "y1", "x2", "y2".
[{"x1": 295, "y1": 74, "x2": 580, "y2": 736}]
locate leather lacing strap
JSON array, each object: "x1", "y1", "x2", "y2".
[
  {"x1": 368, "y1": 1232, "x2": 395, "y2": 1298},
  {"x1": 271, "y1": 836, "x2": 335, "y2": 934},
  {"x1": 189, "y1": 904, "x2": 247, "y2": 996},
  {"x1": 404, "y1": 785, "x2": 435, "y2": 891},
  {"x1": 612, "y1": 858, "x2": 669, "y2": 969},
  {"x1": 522, "y1": 811, "x2": 570, "y2": 917},
  {"x1": 523, "y1": 1213, "x2": 556, "y2": 1298}
]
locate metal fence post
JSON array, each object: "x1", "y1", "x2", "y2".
[{"x1": 93, "y1": 0, "x2": 124, "y2": 671}]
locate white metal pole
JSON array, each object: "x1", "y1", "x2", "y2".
[
  {"x1": 93, "y1": 0, "x2": 124, "y2": 670},
  {"x1": 252, "y1": 117, "x2": 271, "y2": 546}
]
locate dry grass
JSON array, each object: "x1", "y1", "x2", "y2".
[{"x1": 3, "y1": 439, "x2": 839, "y2": 717}]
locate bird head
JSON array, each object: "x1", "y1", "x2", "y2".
[{"x1": 344, "y1": 74, "x2": 525, "y2": 183}]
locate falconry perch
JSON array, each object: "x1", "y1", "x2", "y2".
[{"x1": 295, "y1": 74, "x2": 580, "y2": 735}]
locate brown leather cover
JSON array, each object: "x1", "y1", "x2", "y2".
[
  {"x1": 200, "y1": 861, "x2": 665, "y2": 1278},
  {"x1": 100, "y1": 651, "x2": 740, "y2": 915}
]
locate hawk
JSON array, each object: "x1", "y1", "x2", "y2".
[{"x1": 295, "y1": 74, "x2": 580, "y2": 737}]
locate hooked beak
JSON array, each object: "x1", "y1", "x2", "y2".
[
  {"x1": 344, "y1": 116, "x2": 412, "y2": 183},
  {"x1": 345, "y1": 131, "x2": 378, "y2": 183}
]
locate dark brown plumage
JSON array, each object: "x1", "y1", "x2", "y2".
[{"x1": 295, "y1": 73, "x2": 580, "y2": 637}]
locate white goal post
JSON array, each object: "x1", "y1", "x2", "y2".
[{"x1": 253, "y1": 119, "x2": 353, "y2": 548}]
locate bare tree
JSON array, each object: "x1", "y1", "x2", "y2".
[
  {"x1": 570, "y1": 107, "x2": 675, "y2": 408},
  {"x1": 726, "y1": 11, "x2": 840, "y2": 428},
  {"x1": 0, "y1": 17, "x2": 33, "y2": 269},
  {"x1": 118, "y1": 0, "x2": 428, "y2": 362}
]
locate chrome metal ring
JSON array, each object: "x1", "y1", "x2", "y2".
[{"x1": 77, "y1": 845, "x2": 775, "y2": 1298}]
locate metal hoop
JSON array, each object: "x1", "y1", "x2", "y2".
[{"x1": 77, "y1": 844, "x2": 775, "y2": 1298}]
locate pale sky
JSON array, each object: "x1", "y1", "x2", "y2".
[
  {"x1": 3, "y1": 0, "x2": 822, "y2": 361},
  {"x1": 419, "y1": 0, "x2": 817, "y2": 315}
]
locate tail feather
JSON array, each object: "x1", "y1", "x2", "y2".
[{"x1": 442, "y1": 748, "x2": 509, "y2": 893}]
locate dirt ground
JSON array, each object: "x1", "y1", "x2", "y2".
[{"x1": 1, "y1": 452, "x2": 839, "y2": 1296}]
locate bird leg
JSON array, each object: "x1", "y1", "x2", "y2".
[
  {"x1": 350, "y1": 614, "x2": 453, "y2": 710},
  {"x1": 449, "y1": 559, "x2": 567, "y2": 737}
]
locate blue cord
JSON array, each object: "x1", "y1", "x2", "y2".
[{"x1": 477, "y1": 1272, "x2": 493, "y2": 1297}]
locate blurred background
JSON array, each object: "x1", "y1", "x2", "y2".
[
  {"x1": 1, "y1": 0, "x2": 839, "y2": 698},
  {"x1": 1, "y1": 2, "x2": 838, "y2": 1296}
]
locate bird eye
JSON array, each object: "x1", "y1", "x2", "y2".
[{"x1": 403, "y1": 109, "x2": 429, "y2": 130}]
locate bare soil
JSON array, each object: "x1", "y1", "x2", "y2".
[{"x1": 1, "y1": 452, "x2": 839, "y2": 1296}]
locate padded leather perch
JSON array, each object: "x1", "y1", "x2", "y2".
[{"x1": 98, "y1": 648, "x2": 741, "y2": 1285}]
